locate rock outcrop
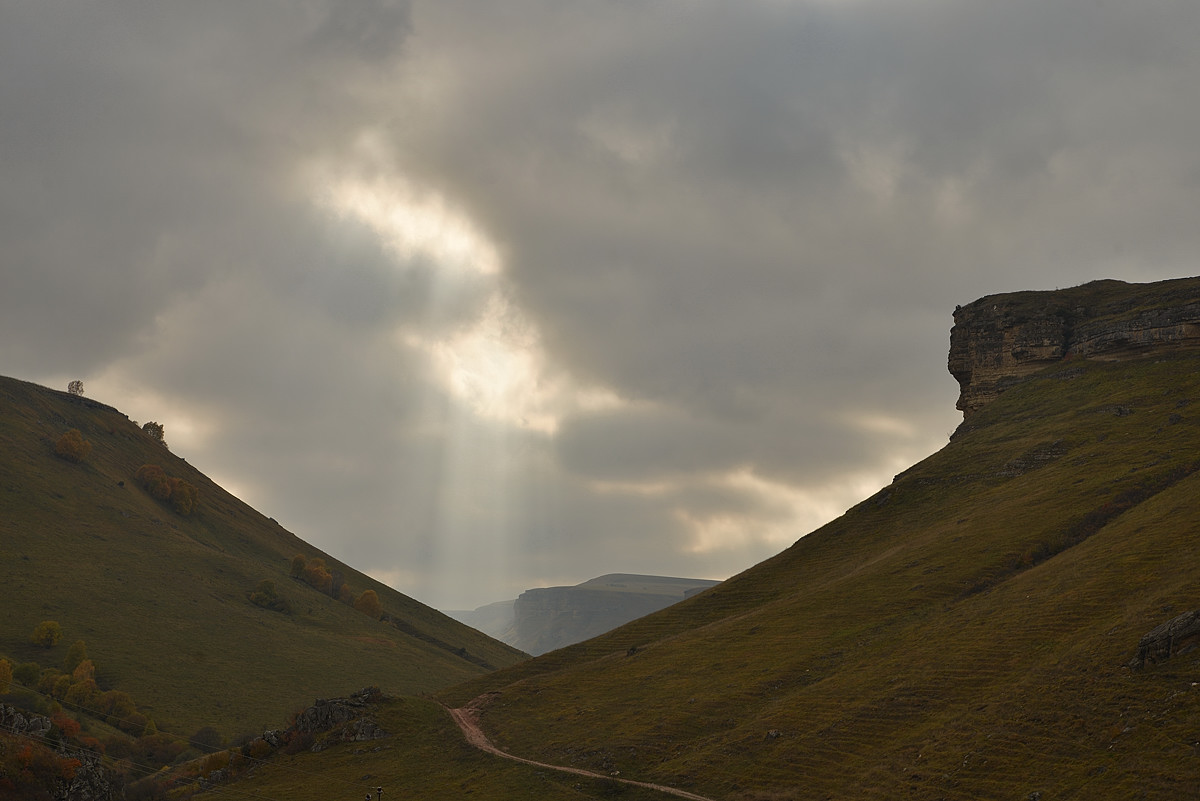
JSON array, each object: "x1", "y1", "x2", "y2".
[
  {"x1": 289, "y1": 687, "x2": 388, "y2": 752},
  {"x1": 1128, "y1": 609, "x2": 1200, "y2": 669},
  {"x1": 0, "y1": 705, "x2": 114, "y2": 801},
  {"x1": 950, "y1": 277, "x2": 1200, "y2": 418}
]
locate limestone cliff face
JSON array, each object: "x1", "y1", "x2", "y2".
[
  {"x1": 950, "y1": 277, "x2": 1200, "y2": 418},
  {"x1": 510, "y1": 574, "x2": 720, "y2": 656}
]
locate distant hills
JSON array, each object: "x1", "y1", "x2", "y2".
[
  {"x1": 448, "y1": 574, "x2": 721, "y2": 655},
  {"x1": 0, "y1": 375, "x2": 525, "y2": 739}
]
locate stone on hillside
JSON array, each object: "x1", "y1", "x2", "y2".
[{"x1": 1128, "y1": 609, "x2": 1200, "y2": 669}]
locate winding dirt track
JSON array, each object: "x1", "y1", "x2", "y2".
[{"x1": 446, "y1": 696, "x2": 715, "y2": 801}]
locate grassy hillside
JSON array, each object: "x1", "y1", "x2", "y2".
[
  {"x1": 433, "y1": 348, "x2": 1200, "y2": 800},
  {"x1": 0, "y1": 375, "x2": 525, "y2": 738},
  {"x1": 193, "y1": 695, "x2": 673, "y2": 801}
]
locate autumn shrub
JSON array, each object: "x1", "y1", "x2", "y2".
[
  {"x1": 135, "y1": 465, "x2": 199, "y2": 515},
  {"x1": 64, "y1": 677, "x2": 99, "y2": 707},
  {"x1": 246, "y1": 738, "x2": 274, "y2": 760},
  {"x1": 289, "y1": 554, "x2": 307, "y2": 577},
  {"x1": 63, "y1": 639, "x2": 88, "y2": 673},
  {"x1": 249, "y1": 580, "x2": 292, "y2": 614},
  {"x1": 51, "y1": 674, "x2": 72, "y2": 699},
  {"x1": 30, "y1": 620, "x2": 62, "y2": 648},
  {"x1": 200, "y1": 750, "x2": 230, "y2": 777},
  {"x1": 169, "y1": 477, "x2": 199, "y2": 515},
  {"x1": 136, "y1": 464, "x2": 172, "y2": 499},
  {"x1": 51, "y1": 711, "x2": 81, "y2": 740},
  {"x1": 302, "y1": 558, "x2": 333, "y2": 595},
  {"x1": 54, "y1": 428, "x2": 92, "y2": 463},
  {"x1": 354, "y1": 589, "x2": 384, "y2": 620}
]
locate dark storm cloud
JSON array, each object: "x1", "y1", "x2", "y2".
[{"x1": 4, "y1": 0, "x2": 1200, "y2": 608}]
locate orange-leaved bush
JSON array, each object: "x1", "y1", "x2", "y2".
[
  {"x1": 354, "y1": 589, "x2": 384, "y2": 620},
  {"x1": 135, "y1": 464, "x2": 199, "y2": 515},
  {"x1": 54, "y1": 429, "x2": 92, "y2": 463},
  {"x1": 302, "y1": 558, "x2": 333, "y2": 595}
]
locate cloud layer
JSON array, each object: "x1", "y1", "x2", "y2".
[{"x1": 4, "y1": 0, "x2": 1199, "y2": 608}]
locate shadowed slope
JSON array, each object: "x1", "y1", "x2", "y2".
[{"x1": 0, "y1": 376, "x2": 526, "y2": 737}]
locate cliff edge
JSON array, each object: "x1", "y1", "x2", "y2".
[{"x1": 949, "y1": 276, "x2": 1200, "y2": 418}]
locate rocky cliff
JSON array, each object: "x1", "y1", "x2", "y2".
[
  {"x1": 505, "y1": 574, "x2": 720, "y2": 656},
  {"x1": 949, "y1": 276, "x2": 1200, "y2": 418}
]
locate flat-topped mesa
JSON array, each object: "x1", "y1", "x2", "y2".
[{"x1": 949, "y1": 276, "x2": 1200, "y2": 418}]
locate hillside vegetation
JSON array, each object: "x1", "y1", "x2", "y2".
[
  {"x1": 0, "y1": 376, "x2": 525, "y2": 739},
  {"x1": 434, "y1": 348, "x2": 1200, "y2": 799}
]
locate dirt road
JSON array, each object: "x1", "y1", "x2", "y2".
[{"x1": 446, "y1": 695, "x2": 715, "y2": 801}]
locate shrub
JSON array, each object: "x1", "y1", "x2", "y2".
[
  {"x1": 30, "y1": 620, "x2": 63, "y2": 648},
  {"x1": 51, "y1": 712, "x2": 81, "y2": 739},
  {"x1": 354, "y1": 589, "x2": 384, "y2": 620},
  {"x1": 249, "y1": 580, "x2": 292, "y2": 614},
  {"x1": 169, "y1": 477, "x2": 199, "y2": 516},
  {"x1": 13, "y1": 662, "x2": 40, "y2": 686},
  {"x1": 302, "y1": 558, "x2": 333, "y2": 595},
  {"x1": 54, "y1": 429, "x2": 92, "y2": 463},
  {"x1": 67, "y1": 380, "x2": 84, "y2": 396},
  {"x1": 136, "y1": 465, "x2": 172, "y2": 499},
  {"x1": 246, "y1": 737, "x2": 274, "y2": 760},
  {"x1": 64, "y1": 678, "x2": 98, "y2": 707},
  {"x1": 0, "y1": 659, "x2": 11, "y2": 694},
  {"x1": 63, "y1": 640, "x2": 88, "y2": 673},
  {"x1": 136, "y1": 465, "x2": 199, "y2": 515},
  {"x1": 290, "y1": 554, "x2": 307, "y2": 577}
]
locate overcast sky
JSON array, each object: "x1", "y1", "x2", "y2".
[{"x1": 3, "y1": 0, "x2": 1198, "y2": 610}]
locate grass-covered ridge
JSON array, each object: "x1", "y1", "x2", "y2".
[
  {"x1": 435, "y1": 349, "x2": 1200, "y2": 800},
  {"x1": 0, "y1": 375, "x2": 526, "y2": 739}
]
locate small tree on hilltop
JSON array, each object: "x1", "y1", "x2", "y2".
[
  {"x1": 30, "y1": 621, "x2": 63, "y2": 649},
  {"x1": 55, "y1": 429, "x2": 92, "y2": 463},
  {"x1": 141, "y1": 421, "x2": 166, "y2": 447},
  {"x1": 67, "y1": 380, "x2": 84, "y2": 396}
]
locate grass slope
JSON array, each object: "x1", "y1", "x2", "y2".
[
  {"x1": 434, "y1": 349, "x2": 1200, "y2": 800},
  {"x1": 216, "y1": 696, "x2": 673, "y2": 801},
  {"x1": 0, "y1": 376, "x2": 526, "y2": 738}
]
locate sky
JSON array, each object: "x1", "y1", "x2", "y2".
[{"x1": 3, "y1": 0, "x2": 1199, "y2": 610}]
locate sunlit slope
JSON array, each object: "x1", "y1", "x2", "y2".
[
  {"x1": 0, "y1": 376, "x2": 526, "y2": 737},
  {"x1": 441, "y1": 351, "x2": 1200, "y2": 800}
]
